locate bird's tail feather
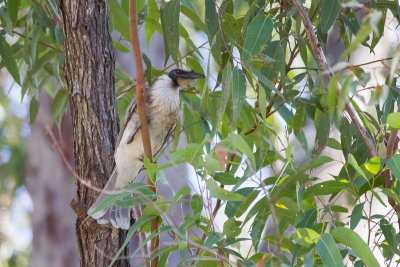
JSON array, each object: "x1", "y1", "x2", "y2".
[{"x1": 88, "y1": 169, "x2": 131, "y2": 230}]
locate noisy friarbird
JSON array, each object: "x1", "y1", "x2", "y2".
[{"x1": 88, "y1": 69, "x2": 205, "y2": 229}]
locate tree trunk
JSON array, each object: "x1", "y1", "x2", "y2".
[{"x1": 59, "y1": 1, "x2": 129, "y2": 266}]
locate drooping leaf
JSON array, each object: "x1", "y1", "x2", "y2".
[
  {"x1": 206, "y1": 179, "x2": 245, "y2": 201},
  {"x1": 242, "y1": 14, "x2": 273, "y2": 61},
  {"x1": 223, "y1": 218, "x2": 242, "y2": 238},
  {"x1": 232, "y1": 67, "x2": 246, "y2": 124},
  {"x1": 108, "y1": 0, "x2": 130, "y2": 41},
  {"x1": 350, "y1": 202, "x2": 364, "y2": 230},
  {"x1": 316, "y1": 233, "x2": 343, "y2": 267},
  {"x1": 0, "y1": 35, "x2": 21, "y2": 85},
  {"x1": 380, "y1": 218, "x2": 399, "y2": 254},
  {"x1": 160, "y1": 0, "x2": 180, "y2": 64},
  {"x1": 387, "y1": 154, "x2": 400, "y2": 180},
  {"x1": 8, "y1": 0, "x2": 20, "y2": 25},
  {"x1": 320, "y1": 0, "x2": 340, "y2": 32},
  {"x1": 29, "y1": 97, "x2": 39, "y2": 124},
  {"x1": 387, "y1": 112, "x2": 400, "y2": 130},
  {"x1": 331, "y1": 227, "x2": 379, "y2": 267}
]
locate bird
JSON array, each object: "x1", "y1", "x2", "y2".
[{"x1": 88, "y1": 69, "x2": 205, "y2": 229}]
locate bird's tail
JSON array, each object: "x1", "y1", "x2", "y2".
[{"x1": 88, "y1": 169, "x2": 131, "y2": 230}]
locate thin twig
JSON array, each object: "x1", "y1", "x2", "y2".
[
  {"x1": 12, "y1": 30, "x2": 62, "y2": 51},
  {"x1": 129, "y1": 1, "x2": 159, "y2": 266}
]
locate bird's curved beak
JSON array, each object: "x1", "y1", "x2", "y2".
[{"x1": 177, "y1": 70, "x2": 205, "y2": 80}]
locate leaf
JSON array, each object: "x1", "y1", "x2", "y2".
[
  {"x1": 250, "y1": 66, "x2": 283, "y2": 98},
  {"x1": 350, "y1": 202, "x2": 364, "y2": 230},
  {"x1": 224, "y1": 133, "x2": 256, "y2": 168},
  {"x1": 109, "y1": 216, "x2": 155, "y2": 267},
  {"x1": 387, "y1": 112, "x2": 400, "y2": 130},
  {"x1": 29, "y1": 97, "x2": 39, "y2": 124},
  {"x1": 328, "y1": 74, "x2": 339, "y2": 117},
  {"x1": 0, "y1": 35, "x2": 21, "y2": 85},
  {"x1": 223, "y1": 218, "x2": 242, "y2": 238},
  {"x1": 232, "y1": 67, "x2": 246, "y2": 125},
  {"x1": 316, "y1": 233, "x2": 344, "y2": 267},
  {"x1": 304, "y1": 180, "x2": 351, "y2": 198},
  {"x1": 348, "y1": 154, "x2": 367, "y2": 179},
  {"x1": 312, "y1": 111, "x2": 330, "y2": 156},
  {"x1": 216, "y1": 62, "x2": 231, "y2": 129},
  {"x1": 295, "y1": 209, "x2": 317, "y2": 229},
  {"x1": 380, "y1": 218, "x2": 399, "y2": 254},
  {"x1": 205, "y1": 0, "x2": 218, "y2": 41},
  {"x1": 363, "y1": 156, "x2": 380, "y2": 175},
  {"x1": 213, "y1": 172, "x2": 238, "y2": 185},
  {"x1": 173, "y1": 187, "x2": 191, "y2": 203},
  {"x1": 331, "y1": 227, "x2": 379, "y2": 267},
  {"x1": 108, "y1": 0, "x2": 130, "y2": 41},
  {"x1": 242, "y1": 14, "x2": 273, "y2": 61},
  {"x1": 327, "y1": 138, "x2": 342, "y2": 150},
  {"x1": 8, "y1": 0, "x2": 20, "y2": 25},
  {"x1": 387, "y1": 154, "x2": 400, "y2": 180},
  {"x1": 191, "y1": 194, "x2": 203, "y2": 220},
  {"x1": 145, "y1": 0, "x2": 160, "y2": 45},
  {"x1": 160, "y1": 0, "x2": 180, "y2": 64},
  {"x1": 51, "y1": 89, "x2": 69, "y2": 127},
  {"x1": 181, "y1": 5, "x2": 207, "y2": 33},
  {"x1": 320, "y1": 0, "x2": 340, "y2": 32},
  {"x1": 341, "y1": 24, "x2": 371, "y2": 59},
  {"x1": 206, "y1": 179, "x2": 245, "y2": 201},
  {"x1": 293, "y1": 105, "x2": 306, "y2": 136},
  {"x1": 296, "y1": 228, "x2": 320, "y2": 245}
]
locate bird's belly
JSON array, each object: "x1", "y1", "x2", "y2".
[{"x1": 114, "y1": 123, "x2": 168, "y2": 188}]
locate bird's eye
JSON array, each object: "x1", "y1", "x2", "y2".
[{"x1": 176, "y1": 69, "x2": 182, "y2": 74}]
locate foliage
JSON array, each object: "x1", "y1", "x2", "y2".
[{"x1": 2, "y1": 0, "x2": 400, "y2": 266}]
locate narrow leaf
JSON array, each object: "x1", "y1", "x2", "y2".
[
  {"x1": 232, "y1": 67, "x2": 246, "y2": 124},
  {"x1": 316, "y1": 233, "x2": 343, "y2": 267},
  {"x1": 160, "y1": 0, "x2": 180, "y2": 64},
  {"x1": 242, "y1": 14, "x2": 273, "y2": 61},
  {"x1": 350, "y1": 202, "x2": 364, "y2": 230}
]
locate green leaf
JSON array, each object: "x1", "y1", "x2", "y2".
[
  {"x1": 29, "y1": 97, "x2": 39, "y2": 124},
  {"x1": 216, "y1": 62, "x2": 231, "y2": 129},
  {"x1": 387, "y1": 154, "x2": 400, "y2": 180},
  {"x1": 331, "y1": 227, "x2": 379, "y2": 267},
  {"x1": 348, "y1": 154, "x2": 367, "y2": 179},
  {"x1": 320, "y1": 0, "x2": 340, "y2": 32},
  {"x1": 223, "y1": 218, "x2": 242, "y2": 238},
  {"x1": 296, "y1": 228, "x2": 320, "y2": 245},
  {"x1": 232, "y1": 67, "x2": 246, "y2": 125},
  {"x1": 327, "y1": 138, "x2": 342, "y2": 150},
  {"x1": 387, "y1": 112, "x2": 400, "y2": 130},
  {"x1": 328, "y1": 74, "x2": 339, "y2": 117},
  {"x1": 250, "y1": 66, "x2": 283, "y2": 98},
  {"x1": 51, "y1": 89, "x2": 69, "y2": 127},
  {"x1": 293, "y1": 105, "x2": 306, "y2": 136},
  {"x1": 8, "y1": 0, "x2": 20, "y2": 25},
  {"x1": 0, "y1": 35, "x2": 21, "y2": 85},
  {"x1": 341, "y1": 24, "x2": 371, "y2": 59},
  {"x1": 312, "y1": 111, "x2": 330, "y2": 156},
  {"x1": 224, "y1": 133, "x2": 256, "y2": 168},
  {"x1": 380, "y1": 218, "x2": 399, "y2": 254},
  {"x1": 206, "y1": 179, "x2": 245, "y2": 201},
  {"x1": 108, "y1": 0, "x2": 130, "y2": 41},
  {"x1": 213, "y1": 172, "x2": 238, "y2": 185},
  {"x1": 160, "y1": 0, "x2": 180, "y2": 64},
  {"x1": 109, "y1": 216, "x2": 155, "y2": 267},
  {"x1": 181, "y1": 5, "x2": 207, "y2": 33},
  {"x1": 242, "y1": 14, "x2": 273, "y2": 61},
  {"x1": 316, "y1": 233, "x2": 344, "y2": 267},
  {"x1": 350, "y1": 202, "x2": 364, "y2": 230},
  {"x1": 304, "y1": 180, "x2": 351, "y2": 198},
  {"x1": 191, "y1": 194, "x2": 203, "y2": 220},
  {"x1": 295, "y1": 209, "x2": 317, "y2": 229},
  {"x1": 235, "y1": 190, "x2": 259, "y2": 218},
  {"x1": 173, "y1": 187, "x2": 191, "y2": 203},
  {"x1": 145, "y1": 0, "x2": 160, "y2": 45},
  {"x1": 205, "y1": 0, "x2": 218, "y2": 40},
  {"x1": 363, "y1": 156, "x2": 380, "y2": 175}
]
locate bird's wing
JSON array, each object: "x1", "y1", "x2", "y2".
[{"x1": 116, "y1": 96, "x2": 139, "y2": 146}]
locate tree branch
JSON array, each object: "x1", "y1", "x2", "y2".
[
  {"x1": 129, "y1": 1, "x2": 159, "y2": 266},
  {"x1": 290, "y1": 0, "x2": 376, "y2": 158}
]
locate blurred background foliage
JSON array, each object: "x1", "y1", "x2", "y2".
[{"x1": 1, "y1": 0, "x2": 400, "y2": 266}]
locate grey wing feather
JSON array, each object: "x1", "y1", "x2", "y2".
[
  {"x1": 153, "y1": 121, "x2": 177, "y2": 157},
  {"x1": 116, "y1": 96, "x2": 139, "y2": 146}
]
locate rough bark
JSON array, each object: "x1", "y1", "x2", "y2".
[{"x1": 59, "y1": 0, "x2": 129, "y2": 266}]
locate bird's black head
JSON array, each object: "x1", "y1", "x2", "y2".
[{"x1": 168, "y1": 69, "x2": 205, "y2": 87}]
